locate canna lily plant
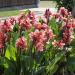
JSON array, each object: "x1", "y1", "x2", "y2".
[{"x1": 0, "y1": 8, "x2": 75, "y2": 75}]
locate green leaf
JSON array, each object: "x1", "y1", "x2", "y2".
[
  {"x1": 13, "y1": 24, "x2": 19, "y2": 32},
  {"x1": 48, "y1": 18, "x2": 59, "y2": 35},
  {"x1": 12, "y1": 32, "x2": 19, "y2": 47},
  {"x1": 20, "y1": 55, "x2": 34, "y2": 75},
  {"x1": 5, "y1": 49, "x2": 10, "y2": 60},
  {"x1": 46, "y1": 52, "x2": 64, "y2": 75},
  {"x1": 34, "y1": 66, "x2": 46, "y2": 75},
  {"x1": 4, "y1": 58, "x2": 16, "y2": 75},
  {"x1": 67, "y1": 55, "x2": 75, "y2": 73},
  {"x1": 21, "y1": 55, "x2": 33, "y2": 68},
  {"x1": 5, "y1": 45, "x2": 16, "y2": 61}
]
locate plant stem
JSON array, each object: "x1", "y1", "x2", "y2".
[{"x1": 63, "y1": 68, "x2": 65, "y2": 75}]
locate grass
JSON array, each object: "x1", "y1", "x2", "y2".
[
  {"x1": 0, "y1": 6, "x2": 25, "y2": 17},
  {"x1": 0, "y1": 10, "x2": 19, "y2": 17}
]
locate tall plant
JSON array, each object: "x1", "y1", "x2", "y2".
[{"x1": 0, "y1": 8, "x2": 75, "y2": 75}]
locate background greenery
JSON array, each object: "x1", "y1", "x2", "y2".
[{"x1": 52, "y1": 0, "x2": 73, "y2": 11}]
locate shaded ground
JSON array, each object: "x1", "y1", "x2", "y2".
[{"x1": 0, "y1": 1, "x2": 56, "y2": 17}]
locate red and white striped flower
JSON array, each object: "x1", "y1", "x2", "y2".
[{"x1": 16, "y1": 37, "x2": 27, "y2": 50}]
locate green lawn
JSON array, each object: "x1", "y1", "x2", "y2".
[
  {"x1": 0, "y1": 5, "x2": 27, "y2": 17},
  {"x1": 0, "y1": 10, "x2": 19, "y2": 17},
  {"x1": 0, "y1": 6, "x2": 23, "y2": 17}
]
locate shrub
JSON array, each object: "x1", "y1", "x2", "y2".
[
  {"x1": 52, "y1": 0, "x2": 74, "y2": 11},
  {"x1": 0, "y1": 8, "x2": 75, "y2": 75}
]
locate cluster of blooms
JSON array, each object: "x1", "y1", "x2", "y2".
[
  {"x1": 0, "y1": 11, "x2": 36, "y2": 50},
  {"x1": 0, "y1": 20, "x2": 13, "y2": 33},
  {"x1": 52, "y1": 40, "x2": 65, "y2": 49},
  {"x1": 0, "y1": 7, "x2": 75, "y2": 52},
  {"x1": 52, "y1": 7, "x2": 72, "y2": 23},
  {"x1": 29, "y1": 26, "x2": 55, "y2": 51},
  {"x1": 16, "y1": 13, "x2": 31, "y2": 30},
  {"x1": 62, "y1": 20, "x2": 74, "y2": 45},
  {"x1": 52, "y1": 7, "x2": 75, "y2": 49},
  {"x1": 0, "y1": 18, "x2": 14, "y2": 49},
  {"x1": 16, "y1": 37, "x2": 27, "y2": 50}
]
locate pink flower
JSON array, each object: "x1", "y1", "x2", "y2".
[
  {"x1": 44, "y1": 9, "x2": 52, "y2": 19},
  {"x1": 52, "y1": 40, "x2": 65, "y2": 49},
  {"x1": 58, "y1": 40, "x2": 65, "y2": 49},
  {"x1": 15, "y1": 12, "x2": 26, "y2": 25},
  {"x1": 52, "y1": 40, "x2": 59, "y2": 47},
  {"x1": 29, "y1": 29, "x2": 47, "y2": 42},
  {"x1": 42, "y1": 23, "x2": 48, "y2": 29},
  {"x1": 63, "y1": 17, "x2": 67, "y2": 22},
  {"x1": 29, "y1": 26, "x2": 54, "y2": 51},
  {"x1": 17, "y1": 12, "x2": 25, "y2": 21},
  {"x1": 59, "y1": 7, "x2": 68, "y2": 17},
  {"x1": 30, "y1": 19, "x2": 37, "y2": 25},
  {"x1": 62, "y1": 28, "x2": 73, "y2": 45},
  {"x1": 34, "y1": 23, "x2": 42, "y2": 30},
  {"x1": 0, "y1": 44, "x2": 4, "y2": 49},
  {"x1": 29, "y1": 29, "x2": 47, "y2": 51},
  {"x1": 27, "y1": 10, "x2": 35, "y2": 20},
  {"x1": 0, "y1": 20, "x2": 12, "y2": 33},
  {"x1": 61, "y1": 20, "x2": 74, "y2": 46},
  {"x1": 72, "y1": 19, "x2": 75, "y2": 28},
  {"x1": 16, "y1": 37, "x2": 27, "y2": 50},
  {"x1": 34, "y1": 23, "x2": 48, "y2": 30},
  {"x1": 19, "y1": 18, "x2": 32, "y2": 30},
  {"x1": 46, "y1": 29, "x2": 55, "y2": 40},
  {"x1": 0, "y1": 32, "x2": 6, "y2": 49},
  {"x1": 36, "y1": 42, "x2": 44, "y2": 52},
  {"x1": 53, "y1": 13, "x2": 60, "y2": 19},
  {"x1": 8, "y1": 17, "x2": 15, "y2": 25}
]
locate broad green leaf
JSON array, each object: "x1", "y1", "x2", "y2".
[
  {"x1": 5, "y1": 49, "x2": 10, "y2": 60},
  {"x1": 46, "y1": 52, "x2": 64, "y2": 75},
  {"x1": 5, "y1": 45, "x2": 16, "y2": 61}
]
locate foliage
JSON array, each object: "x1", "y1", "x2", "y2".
[
  {"x1": 52, "y1": 0, "x2": 74, "y2": 11},
  {"x1": 0, "y1": 8, "x2": 75, "y2": 75}
]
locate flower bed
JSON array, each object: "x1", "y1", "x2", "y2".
[{"x1": 0, "y1": 7, "x2": 75, "y2": 75}]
